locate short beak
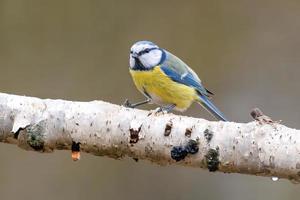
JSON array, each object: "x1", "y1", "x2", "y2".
[{"x1": 131, "y1": 53, "x2": 139, "y2": 59}]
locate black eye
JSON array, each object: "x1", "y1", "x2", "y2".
[
  {"x1": 144, "y1": 48, "x2": 150, "y2": 53},
  {"x1": 130, "y1": 50, "x2": 133, "y2": 54}
]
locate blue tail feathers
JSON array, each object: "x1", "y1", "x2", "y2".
[{"x1": 197, "y1": 95, "x2": 228, "y2": 121}]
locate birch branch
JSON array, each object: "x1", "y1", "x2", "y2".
[{"x1": 0, "y1": 92, "x2": 299, "y2": 183}]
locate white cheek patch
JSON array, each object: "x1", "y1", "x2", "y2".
[{"x1": 139, "y1": 49, "x2": 162, "y2": 68}]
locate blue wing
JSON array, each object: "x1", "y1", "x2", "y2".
[
  {"x1": 160, "y1": 50, "x2": 227, "y2": 121},
  {"x1": 160, "y1": 50, "x2": 209, "y2": 96}
]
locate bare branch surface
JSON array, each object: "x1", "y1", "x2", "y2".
[{"x1": 0, "y1": 92, "x2": 299, "y2": 183}]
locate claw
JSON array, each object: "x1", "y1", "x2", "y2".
[
  {"x1": 147, "y1": 107, "x2": 167, "y2": 116},
  {"x1": 157, "y1": 104, "x2": 176, "y2": 115},
  {"x1": 123, "y1": 99, "x2": 134, "y2": 108}
]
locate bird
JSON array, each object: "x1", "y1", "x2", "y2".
[{"x1": 125, "y1": 40, "x2": 228, "y2": 121}]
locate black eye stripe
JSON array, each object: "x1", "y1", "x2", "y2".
[{"x1": 138, "y1": 47, "x2": 158, "y2": 56}]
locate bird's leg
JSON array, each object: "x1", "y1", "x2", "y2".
[
  {"x1": 162, "y1": 104, "x2": 176, "y2": 113},
  {"x1": 123, "y1": 99, "x2": 151, "y2": 108},
  {"x1": 153, "y1": 104, "x2": 176, "y2": 115}
]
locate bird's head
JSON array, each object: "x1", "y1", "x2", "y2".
[{"x1": 129, "y1": 41, "x2": 166, "y2": 70}]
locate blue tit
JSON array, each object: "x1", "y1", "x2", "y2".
[{"x1": 126, "y1": 40, "x2": 227, "y2": 121}]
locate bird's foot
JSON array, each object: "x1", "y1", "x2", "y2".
[
  {"x1": 123, "y1": 99, "x2": 134, "y2": 108},
  {"x1": 147, "y1": 107, "x2": 168, "y2": 116},
  {"x1": 148, "y1": 105, "x2": 176, "y2": 116}
]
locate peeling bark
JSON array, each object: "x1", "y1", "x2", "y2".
[{"x1": 0, "y1": 93, "x2": 299, "y2": 183}]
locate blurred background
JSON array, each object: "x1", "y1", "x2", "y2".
[{"x1": 0, "y1": 0, "x2": 299, "y2": 199}]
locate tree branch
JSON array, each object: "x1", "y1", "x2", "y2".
[{"x1": 0, "y1": 92, "x2": 299, "y2": 183}]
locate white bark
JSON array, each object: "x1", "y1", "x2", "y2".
[{"x1": 0, "y1": 92, "x2": 299, "y2": 183}]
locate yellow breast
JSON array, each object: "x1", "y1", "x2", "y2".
[{"x1": 129, "y1": 66, "x2": 198, "y2": 111}]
